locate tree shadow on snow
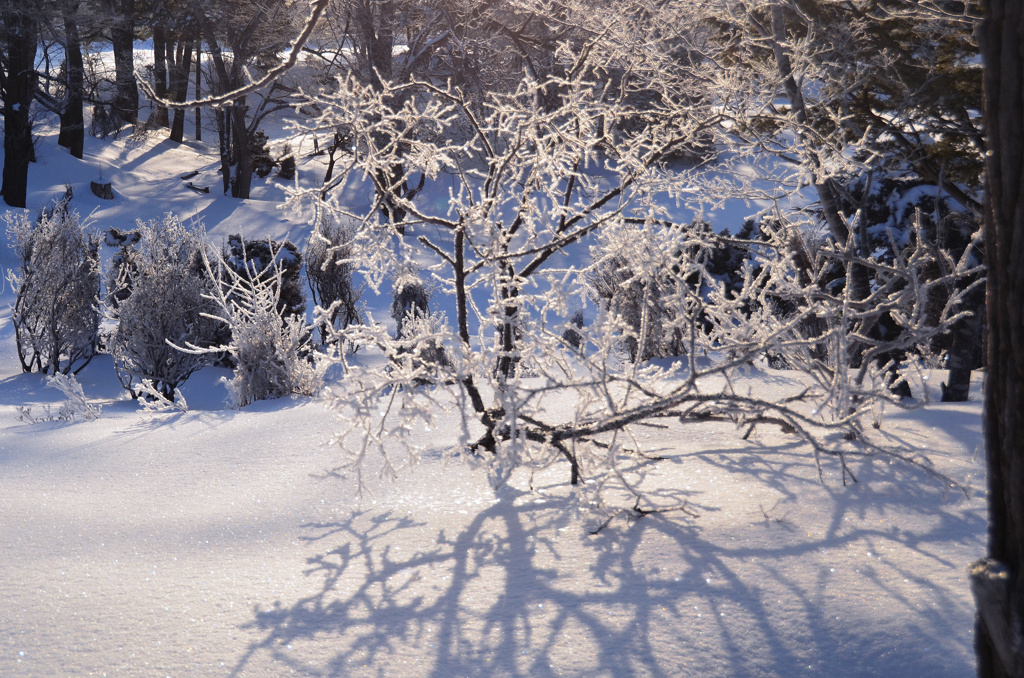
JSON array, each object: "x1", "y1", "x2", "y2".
[{"x1": 229, "y1": 443, "x2": 983, "y2": 677}]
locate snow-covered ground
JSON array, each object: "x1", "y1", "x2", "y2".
[{"x1": 0, "y1": 118, "x2": 987, "y2": 677}]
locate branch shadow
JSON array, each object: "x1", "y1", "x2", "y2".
[{"x1": 230, "y1": 446, "x2": 983, "y2": 677}]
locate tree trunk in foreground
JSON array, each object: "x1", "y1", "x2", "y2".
[
  {"x1": 974, "y1": 1, "x2": 1024, "y2": 676},
  {"x1": 1, "y1": 4, "x2": 39, "y2": 208}
]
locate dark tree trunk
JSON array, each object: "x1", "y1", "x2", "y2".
[
  {"x1": 230, "y1": 101, "x2": 252, "y2": 198},
  {"x1": 1, "y1": 5, "x2": 39, "y2": 208},
  {"x1": 354, "y1": 0, "x2": 415, "y2": 229},
  {"x1": 216, "y1": 107, "x2": 231, "y2": 195},
  {"x1": 494, "y1": 263, "x2": 520, "y2": 381},
  {"x1": 167, "y1": 34, "x2": 195, "y2": 143},
  {"x1": 974, "y1": 0, "x2": 1024, "y2": 675},
  {"x1": 194, "y1": 35, "x2": 202, "y2": 141},
  {"x1": 212, "y1": 100, "x2": 252, "y2": 199},
  {"x1": 942, "y1": 366, "x2": 972, "y2": 403},
  {"x1": 111, "y1": 0, "x2": 138, "y2": 124},
  {"x1": 355, "y1": 0, "x2": 394, "y2": 89},
  {"x1": 151, "y1": 25, "x2": 170, "y2": 128},
  {"x1": 940, "y1": 213, "x2": 986, "y2": 403},
  {"x1": 57, "y1": 0, "x2": 85, "y2": 159}
]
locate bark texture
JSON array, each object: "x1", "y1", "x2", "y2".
[{"x1": 975, "y1": 0, "x2": 1024, "y2": 675}]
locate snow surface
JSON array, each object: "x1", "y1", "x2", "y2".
[{"x1": 0, "y1": 109, "x2": 987, "y2": 677}]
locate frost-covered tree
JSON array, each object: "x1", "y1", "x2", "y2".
[
  {"x1": 153, "y1": 0, "x2": 976, "y2": 517},
  {"x1": 281, "y1": 0, "x2": 974, "y2": 518},
  {"x1": 5, "y1": 194, "x2": 101, "y2": 375},
  {"x1": 711, "y1": 0, "x2": 984, "y2": 385},
  {"x1": 109, "y1": 215, "x2": 219, "y2": 401}
]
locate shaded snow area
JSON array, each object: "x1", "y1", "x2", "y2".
[{"x1": 1, "y1": 121, "x2": 987, "y2": 677}]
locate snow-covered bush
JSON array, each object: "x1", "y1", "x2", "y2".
[
  {"x1": 589, "y1": 220, "x2": 730, "y2": 361},
  {"x1": 134, "y1": 379, "x2": 189, "y2": 414},
  {"x1": 108, "y1": 215, "x2": 219, "y2": 401},
  {"x1": 561, "y1": 310, "x2": 585, "y2": 352},
  {"x1": 388, "y1": 274, "x2": 451, "y2": 381},
  {"x1": 276, "y1": 146, "x2": 296, "y2": 180},
  {"x1": 588, "y1": 223, "x2": 685, "y2": 363},
  {"x1": 5, "y1": 196, "x2": 101, "y2": 375},
  {"x1": 387, "y1": 309, "x2": 454, "y2": 385},
  {"x1": 181, "y1": 244, "x2": 323, "y2": 408},
  {"x1": 90, "y1": 103, "x2": 122, "y2": 139},
  {"x1": 46, "y1": 372, "x2": 102, "y2": 421},
  {"x1": 305, "y1": 216, "x2": 363, "y2": 345}
]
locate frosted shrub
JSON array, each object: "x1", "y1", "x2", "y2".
[
  {"x1": 5, "y1": 197, "x2": 101, "y2": 375},
  {"x1": 561, "y1": 311, "x2": 585, "y2": 352},
  {"x1": 589, "y1": 251, "x2": 673, "y2": 362},
  {"x1": 388, "y1": 274, "x2": 451, "y2": 382},
  {"x1": 389, "y1": 310, "x2": 453, "y2": 384},
  {"x1": 109, "y1": 216, "x2": 219, "y2": 401},
  {"x1": 390, "y1": 274, "x2": 430, "y2": 339},
  {"x1": 181, "y1": 244, "x2": 323, "y2": 408},
  {"x1": 15, "y1": 373, "x2": 102, "y2": 424},
  {"x1": 46, "y1": 373, "x2": 102, "y2": 421},
  {"x1": 135, "y1": 380, "x2": 189, "y2": 413},
  {"x1": 305, "y1": 217, "x2": 363, "y2": 345},
  {"x1": 104, "y1": 227, "x2": 142, "y2": 309}
]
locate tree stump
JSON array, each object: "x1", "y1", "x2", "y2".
[{"x1": 90, "y1": 180, "x2": 114, "y2": 200}]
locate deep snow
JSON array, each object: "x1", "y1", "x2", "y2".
[{"x1": 0, "y1": 108, "x2": 988, "y2": 677}]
